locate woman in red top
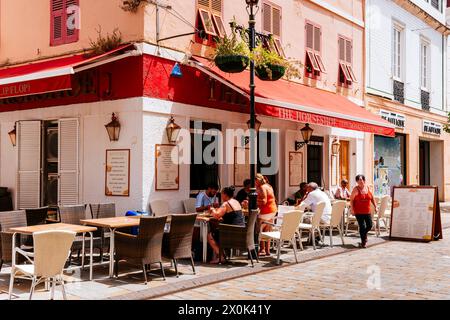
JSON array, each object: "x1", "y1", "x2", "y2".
[
  {"x1": 256, "y1": 173, "x2": 277, "y2": 256},
  {"x1": 350, "y1": 174, "x2": 377, "y2": 248}
]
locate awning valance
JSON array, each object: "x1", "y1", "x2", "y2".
[
  {"x1": 0, "y1": 44, "x2": 139, "y2": 99},
  {"x1": 191, "y1": 56, "x2": 395, "y2": 137}
]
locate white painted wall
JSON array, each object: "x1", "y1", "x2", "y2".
[
  {"x1": 0, "y1": 98, "x2": 144, "y2": 216},
  {"x1": 366, "y1": 0, "x2": 446, "y2": 114},
  {"x1": 410, "y1": 0, "x2": 447, "y2": 24}
]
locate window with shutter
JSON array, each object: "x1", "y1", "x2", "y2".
[
  {"x1": 338, "y1": 36, "x2": 356, "y2": 85},
  {"x1": 196, "y1": 0, "x2": 223, "y2": 43},
  {"x1": 272, "y1": 7, "x2": 281, "y2": 37},
  {"x1": 58, "y1": 118, "x2": 79, "y2": 205},
  {"x1": 262, "y1": 2, "x2": 283, "y2": 54},
  {"x1": 50, "y1": 0, "x2": 80, "y2": 46},
  {"x1": 17, "y1": 121, "x2": 42, "y2": 209},
  {"x1": 263, "y1": 3, "x2": 272, "y2": 33},
  {"x1": 305, "y1": 21, "x2": 324, "y2": 77}
]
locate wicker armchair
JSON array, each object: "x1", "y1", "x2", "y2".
[
  {"x1": 114, "y1": 216, "x2": 167, "y2": 284},
  {"x1": 89, "y1": 203, "x2": 116, "y2": 261},
  {"x1": 218, "y1": 209, "x2": 259, "y2": 267},
  {"x1": 58, "y1": 204, "x2": 102, "y2": 266},
  {"x1": 162, "y1": 213, "x2": 197, "y2": 277},
  {"x1": 0, "y1": 210, "x2": 27, "y2": 271}
]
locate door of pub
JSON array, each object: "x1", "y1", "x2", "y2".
[{"x1": 339, "y1": 140, "x2": 350, "y2": 183}]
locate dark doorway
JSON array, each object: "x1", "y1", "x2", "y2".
[
  {"x1": 419, "y1": 140, "x2": 430, "y2": 186},
  {"x1": 307, "y1": 141, "x2": 323, "y2": 186}
]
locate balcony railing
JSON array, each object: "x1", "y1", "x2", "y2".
[
  {"x1": 393, "y1": 80, "x2": 404, "y2": 104},
  {"x1": 421, "y1": 90, "x2": 430, "y2": 111}
]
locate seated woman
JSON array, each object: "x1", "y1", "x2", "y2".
[{"x1": 207, "y1": 186, "x2": 245, "y2": 264}]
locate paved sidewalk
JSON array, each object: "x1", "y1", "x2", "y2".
[
  {"x1": 155, "y1": 227, "x2": 450, "y2": 300},
  {"x1": 0, "y1": 210, "x2": 448, "y2": 300}
]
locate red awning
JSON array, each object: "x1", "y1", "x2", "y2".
[
  {"x1": 191, "y1": 57, "x2": 395, "y2": 137},
  {"x1": 0, "y1": 44, "x2": 137, "y2": 99}
]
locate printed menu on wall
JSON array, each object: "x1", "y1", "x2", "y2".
[
  {"x1": 105, "y1": 149, "x2": 130, "y2": 197},
  {"x1": 289, "y1": 152, "x2": 303, "y2": 187},
  {"x1": 390, "y1": 186, "x2": 442, "y2": 242},
  {"x1": 155, "y1": 144, "x2": 179, "y2": 191}
]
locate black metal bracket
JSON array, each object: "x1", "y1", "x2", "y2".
[
  {"x1": 295, "y1": 141, "x2": 307, "y2": 151},
  {"x1": 230, "y1": 22, "x2": 274, "y2": 47},
  {"x1": 157, "y1": 30, "x2": 206, "y2": 43},
  {"x1": 242, "y1": 136, "x2": 250, "y2": 146}
]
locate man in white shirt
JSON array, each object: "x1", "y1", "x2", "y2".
[{"x1": 301, "y1": 182, "x2": 332, "y2": 224}]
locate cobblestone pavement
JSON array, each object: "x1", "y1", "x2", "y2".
[{"x1": 154, "y1": 228, "x2": 450, "y2": 300}]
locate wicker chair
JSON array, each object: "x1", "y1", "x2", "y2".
[
  {"x1": 162, "y1": 213, "x2": 197, "y2": 277},
  {"x1": 89, "y1": 203, "x2": 116, "y2": 261},
  {"x1": 114, "y1": 216, "x2": 167, "y2": 284},
  {"x1": 0, "y1": 210, "x2": 27, "y2": 271},
  {"x1": 58, "y1": 204, "x2": 102, "y2": 266},
  {"x1": 218, "y1": 209, "x2": 259, "y2": 267},
  {"x1": 150, "y1": 200, "x2": 169, "y2": 217}
]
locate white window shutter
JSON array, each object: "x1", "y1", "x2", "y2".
[
  {"x1": 17, "y1": 121, "x2": 42, "y2": 209},
  {"x1": 58, "y1": 118, "x2": 79, "y2": 205}
]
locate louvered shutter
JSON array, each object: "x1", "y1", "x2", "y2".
[
  {"x1": 198, "y1": 0, "x2": 210, "y2": 9},
  {"x1": 17, "y1": 121, "x2": 42, "y2": 209},
  {"x1": 338, "y1": 38, "x2": 345, "y2": 61},
  {"x1": 263, "y1": 3, "x2": 272, "y2": 33},
  {"x1": 66, "y1": 0, "x2": 79, "y2": 42},
  {"x1": 51, "y1": 0, "x2": 65, "y2": 46},
  {"x1": 58, "y1": 118, "x2": 79, "y2": 205},
  {"x1": 211, "y1": 0, "x2": 222, "y2": 13},
  {"x1": 306, "y1": 23, "x2": 314, "y2": 49},
  {"x1": 345, "y1": 40, "x2": 352, "y2": 63},
  {"x1": 272, "y1": 7, "x2": 281, "y2": 37},
  {"x1": 313, "y1": 26, "x2": 321, "y2": 52}
]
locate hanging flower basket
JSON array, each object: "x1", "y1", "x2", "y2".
[
  {"x1": 214, "y1": 55, "x2": 250, "y2": 73},
  {"x1": 255, "y1": 63, "x2": 286, "y2": 81}
]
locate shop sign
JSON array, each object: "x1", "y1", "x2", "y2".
[
  {"x1": 423, "y1": 120, "x2": 442, "y2": 136},
  {"x1": 379, "y1": 110, "x2": 405, "y2": 128}
]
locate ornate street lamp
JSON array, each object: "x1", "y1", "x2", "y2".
[
  {"x1": 8, "y1": 124, "x2": 17, "y2": 147},
  {"x1": 246, "y1": 115, "x2": 262, "y2": 132},
  {"x1": 295, "y1": 123, "x2": 314, "y2": 151},
  {"x1": 105, "y1": 113, "x2": 121, "y2": 142},
  {"x1": 331, "y1": 137, "x2": 341, "y2": 156},
  {"x1": 245, "y1": 0, "x2": 260, "y2": 214},
  {"x1": 166, "y1": 116, "x2": 181, "y2": 145}
]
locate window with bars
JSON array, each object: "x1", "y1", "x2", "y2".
[
  {"x1": 196, "y1": 0, "x2": 225, "y2": 41},
  {"x1": 262, "y1": 2, "x2": 285, "y2": 57},
  {"x1": 305, "y1": 22, "x2": 325, "y2": 77},
  {"x1": 51, "y1": 0, "x2": 80, "y2": 46},
  {"x1": 338, "y1": 36, "x2": 357, "y2": 86}
]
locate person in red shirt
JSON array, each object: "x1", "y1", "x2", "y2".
[{"x1": 350, "y1": 174, "x2": 377, "y2": 248}]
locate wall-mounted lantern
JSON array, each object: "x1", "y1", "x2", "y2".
[
  {"x1": 331, "y1": 137, "x2": 341, "y2": 156},
  {"x1": 295, "y1": 123, "x2": 314, "y2": 151},
  {"x1": 8, "y1": 124, "x2": 17, "y2": 147},
  {"x1": 105, "y1": 113, "x2": 121, "y2": 142},
  {"x1": 166, "y1": 116, "x2": 181, "y2": 144}
]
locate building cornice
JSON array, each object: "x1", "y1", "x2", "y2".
[{"x1": 306, "y1": 0, "x2": 365, "y2": 28}]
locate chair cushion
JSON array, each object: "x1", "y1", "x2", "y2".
[
  {"x1": 15, "y1": 264, "x2": 34, "y2": 276},
  {"x1": 298, "y1": 223, "x2": 312, "y2": 229},
  {"x1": 260, "y1": 231, "x2": 281, "y2": 240}
]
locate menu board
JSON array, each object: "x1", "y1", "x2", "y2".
[
  {"x1": 390, "y1": 186, "x2": 442, "y2": 242},
  {"x1": 155, "y1": 144, "x2": 179, "y2": 191},
  {"x1": 289, "y1": 152, "x2": 303, "y2": 186},
  {"x1": 105, "y1": 149, "x2": 130, "y2": 197},
  {"x1": 234, "y1": 147, "x2": 250, "y2": 187}
]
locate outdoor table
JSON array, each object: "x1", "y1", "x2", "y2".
[
  {"x1": 9, "y1": 223, "x2": 97, "y2": 281},
  {"x1": 196, "y1": 214, "x2": 211, "y2": 264},
  {"x1": 80, "y1": 216, "x2": 141, "y2": 278}
]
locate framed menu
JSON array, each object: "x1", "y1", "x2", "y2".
[
  {"x1": 105, "y1": 149, "x2": 130, "y2": 197},
  {"x1": 155, "y1": 144, "x2": 179, "y2": 191},
  {"x1": 234, "y1": 147, "x2": 250, "y2": 187},
  {"x1": 390, "y1": 186, "x2": 442, "y2": 242},
  {"x1": 289, "y1": 152, "x2": 303, "y2": 187}
]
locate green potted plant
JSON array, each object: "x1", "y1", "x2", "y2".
[
  {"x1": 213, "y1": 32, "x2": 250, "y2": 73},
  {"x1": 252, "y1": 43, "x2": 302, "y2": 81}
]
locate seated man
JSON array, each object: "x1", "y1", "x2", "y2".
[
  {"x1": 195, "y1": 182, "x2": 220, "y2": 212},
  {"x1": 235, "y1": 179, "x2": 251, "y2": 204},
  {"x1": 334, "y1": 179, "x2": 351, "y2": 200},
  {"x1": 300, "y1": 182, "x2": 332, "y2": 224},
  {"x1": 294, "y1": 182, "x2": 309, "y2": 205}
]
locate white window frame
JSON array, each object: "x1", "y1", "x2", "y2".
[
  {"x1": 392, "y1": 22, "x2": 404, "y2": 82},
  {"x1": 420, "y1": 37, "x2": 430, "y2": 91}
]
